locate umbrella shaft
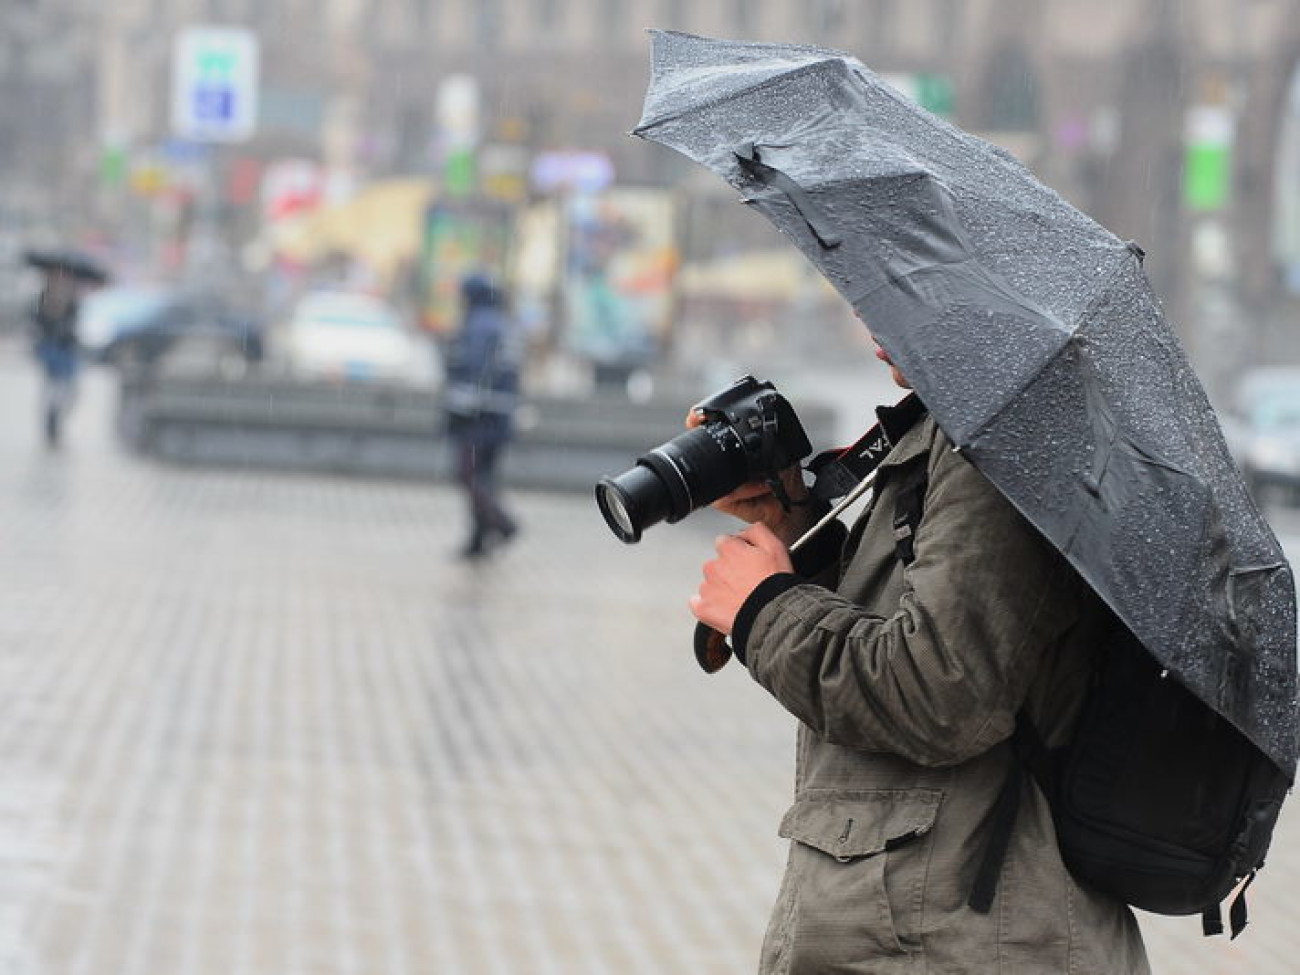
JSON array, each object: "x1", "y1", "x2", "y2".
[{"x1": 790, "y1": 471, "x2": 877, "y2": 554}]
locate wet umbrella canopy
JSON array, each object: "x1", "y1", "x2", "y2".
[
  {"x1": 635, "y1": 31, "x2": 1299, "y2": 776},
  {"x1": 24, "y1": 248, "x2": 110, "y2": 285}
]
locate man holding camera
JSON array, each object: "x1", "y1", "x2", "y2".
[{"x1": 688, "y1": 342, "x2": 1149, "y2": 973}]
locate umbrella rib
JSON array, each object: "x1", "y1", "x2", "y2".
[
  {"x1": 957, "y1": 252, "x2": 1135, "y2": 450},
  {"x1": 634, "y1": 57, "x2": 844, "y2": 135}
]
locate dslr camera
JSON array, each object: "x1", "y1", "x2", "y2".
[{"x1": 596, "y1": 375, "x2": 813, "y2": 543}]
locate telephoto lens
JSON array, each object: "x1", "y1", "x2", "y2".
[
  {"x1": 595, "y1": 375, "x2": 812, "y2": 543},
  {"x1": 596, "y1": 463, "x2": 671, "y2": 543},
  {"x1": 596, "y1": 423, "x2": 748, "y2": 543}
]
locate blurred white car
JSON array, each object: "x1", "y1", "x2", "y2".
[
  {"x1": 278, "y1": 291, "x2": 441, "y2": 385},
  {"x1": 77, "y1": 284, "x2": 171, "y2": 360}
]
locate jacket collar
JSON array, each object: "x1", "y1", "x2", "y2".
[{"x1": 874, "y1": 393, "x2": 931, "y2": 471}]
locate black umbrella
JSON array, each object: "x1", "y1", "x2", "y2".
[
  {"x1": 24, "y1": 248, "x2": 111, "y2": 285},
  {"x1": 634, "y1": 31, "x2": 1298, "y2": 776}
]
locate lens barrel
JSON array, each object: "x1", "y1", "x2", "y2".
[
  {"x1": 595, "y1": 423, "x2": 750, "y2": 543},
  {"x1": 596, "y1": 465, "x2": 669, "y2": 544},
  {"x1": 595, "y1": 375, "x2": 814, "y2": 544}
]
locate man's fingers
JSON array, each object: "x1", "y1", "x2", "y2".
[
  {"x1": 688, "y1": 591, "x2": 729, "y2": 634},
  {"x1": 716, "y1": 525, "x2": 794, "y2": 563},
  {"x1": 695, "y1": 524, "x2": 791, "y2": 636},
  {"x1": 714, "y1": 532, "x2": 754, "y2": 556},
  {"x1": 740, "y1": 521, "x2": 786, "y2": 556}
]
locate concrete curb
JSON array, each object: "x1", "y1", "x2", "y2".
[{"x1": 118, "y1": 370, "x2": 839, "y2": 493}]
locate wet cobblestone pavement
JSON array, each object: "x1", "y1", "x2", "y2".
[{"x1": 1, "y1": 350, "x2": 1298, "y2": 974}]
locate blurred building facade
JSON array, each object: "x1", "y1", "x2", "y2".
[{"x1": 3, "y1": 0, "x2": 1299, "y2": 376}]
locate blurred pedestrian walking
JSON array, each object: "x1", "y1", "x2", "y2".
[
  {"x1": 443, "y1": 272, "x2": 522, "y2": 559},
  {"x1": 24, "y1": 249, "x2": 109, "y2": 448},
  {"x1": 29, "y1": 268, "x2": 85, "y2": 448}
]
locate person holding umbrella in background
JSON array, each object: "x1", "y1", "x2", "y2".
[{"x1": 25, "y1": 249, "x2": 109, "y2": 448}]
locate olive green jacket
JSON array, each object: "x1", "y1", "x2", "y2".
[{"x1": 735, "y1": 411, "x2": 1150, "y2": 974}]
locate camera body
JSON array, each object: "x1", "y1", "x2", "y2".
[{"x1": 596, "y1": 375, "x2": 813, "y2": 543}]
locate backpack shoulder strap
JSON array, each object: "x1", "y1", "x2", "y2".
[
  {"x1": 890, "y1": 460, "x2": 929, "y2": 566},
  {"x1": 968, "y1": 753, "x2": 1023, "y2": 913},
  {"x1": 967, "y1": 712, "x2": 1049, "y2": 913},
  {"x1": 883, "y1": 455, "x2": 1037, "y2": 915}
]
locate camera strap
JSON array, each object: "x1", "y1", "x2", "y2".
[
  {"x1": 755, "y1": 392, "x2": 797, "y2": 511},
  {"x1": 806, "y1": 393, "x2": 925, "y2": 502}
]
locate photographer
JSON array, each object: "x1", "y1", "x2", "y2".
[{"x1": 688, "y1": 340, "x2": 1149, "y2": 973}]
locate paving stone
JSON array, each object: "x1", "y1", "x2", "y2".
[{"x1": 0, "y1": 349, "x2": 1296, "y2": 973}]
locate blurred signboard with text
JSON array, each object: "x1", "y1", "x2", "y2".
[{"x1": 171, "y1": 27, "x2": 260, "y2": 143}]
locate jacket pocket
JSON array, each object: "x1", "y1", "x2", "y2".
[
  {"x1": 774, "y1": 790, "x2": 941, "y2": 970},
  {"x1": 780, "y1": 789, "x2": 941, "y2": 859}
]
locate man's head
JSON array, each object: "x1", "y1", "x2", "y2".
[
  {"x1": 853, "y1": 307, "x2": 910, "y2": 389},
  {"x1": 862, "y1": 324, "x2": 910, "y2": 390},
  {"x1": 461, "y1": 272, "x2": 504, "y2": 309},
  {"x1": 874, "y1": 343, "x2": 910, "y2": 390}
]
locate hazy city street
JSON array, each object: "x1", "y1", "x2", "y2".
[
  {"x1": 0, "y1": 344, "x2": 1295, "y2": 975},
  {"x1": 4, "y1": 3, "x2": 1300, "y2": 973}
]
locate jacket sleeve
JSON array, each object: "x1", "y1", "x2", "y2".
[
  {"x1": 731, "y1": 516, "x2": 845, "y2": 665},
  {"x1": 738, "y1": 440, "x2": 1081, "y2": 767}
]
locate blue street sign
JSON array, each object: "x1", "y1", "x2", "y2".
[{"x1": 172, "y1": 28, "x2": 259, "y2": 143}]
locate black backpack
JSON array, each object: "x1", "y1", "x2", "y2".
[{"x1": 888, "y1": 462, "x2": 1292, "y2": 938}]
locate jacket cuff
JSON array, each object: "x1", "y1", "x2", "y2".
[{"x1": 732, "y1": 573, "x2": 803, "y2": 665}]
